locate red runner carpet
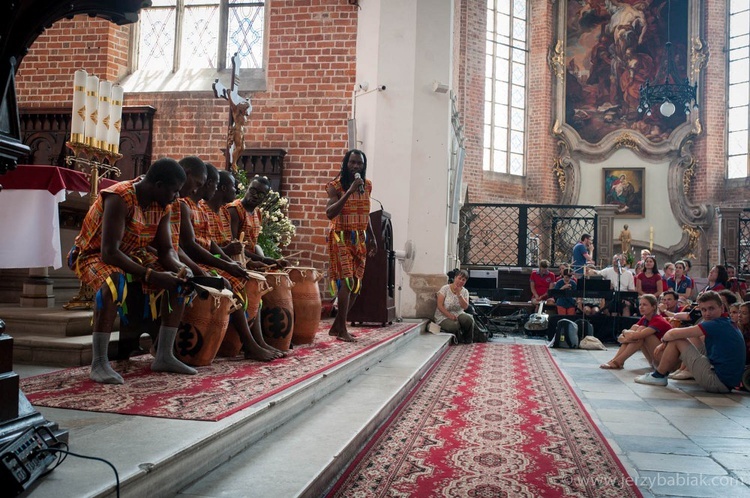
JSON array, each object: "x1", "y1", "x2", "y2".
[
  {"x1": 20, "y1": 320, "x2": 417, "y2": 422},
  {"x1": 329, "y1": 343, "x2": 642, "y2": 498}
]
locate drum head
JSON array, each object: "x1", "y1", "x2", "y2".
[{"x1": 190, "y1": 276, "x2": 224, "y2": 291}]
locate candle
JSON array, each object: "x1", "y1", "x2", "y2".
[
  {"x1": 95, "y1": 80, "x2": 111, "y2": 151},
  {"x1": 84, "y1": 75, "x2": 99, "y2": 147},
  {"x1": 107, "y1": 85, "x2": 124, "y2": 154},
  {"x1": 71, "y1": 70, "x2": 87, "y2": 144},
  {"x1": 649, "y1": 226, "x2": 654, "y2": 251}
]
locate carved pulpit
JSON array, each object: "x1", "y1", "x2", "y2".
[{"x1": 349, "y1": 210, "x2": 396, "y2": 326}]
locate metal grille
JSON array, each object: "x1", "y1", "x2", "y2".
[
  {"x1": 739, "y1": 209, "x2": 750, "y2": 272},
  {"x1": 458, "y1": 204, "x2": 597, "y2": 268}
]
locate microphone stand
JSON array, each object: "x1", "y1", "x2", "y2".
[{"x1": 611, "y1": 259, "x2": 622, "y2": 342}]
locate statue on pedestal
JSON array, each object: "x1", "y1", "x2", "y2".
[
  {"x1": 213, "y1": 53, "x2": 252, "y2": 172},
  {"x1": 619, "y1": 224, "x2": 632, "y2": 254}
]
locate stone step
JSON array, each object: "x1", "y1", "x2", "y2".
[
  {"x1": 16, "y1": 321, "x2": 438, "y2": 498},
  {"x1": 0, "y1": 305, "x2": 94, "y2": 338},
  {"x1": 177, "y1": 328, "x2": 452, "y2": 498}
]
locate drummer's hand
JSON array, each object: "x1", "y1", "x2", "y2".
[
  {"x1": 150, "y1": 270, "x2": 188, "y2": 292},
  {"x1": 225, "y1": 261, "x2": 248, "y2": 278},
  {"x1": 275, "y1": 258, "x2": 291, "y2": 269},
  {"x1": 224, "y1": 241, "x2": 243, "y2": 256},
  {"x1": 247, "y1": 260, "x2": 267, "y2": 271}
]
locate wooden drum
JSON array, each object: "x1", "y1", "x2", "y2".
[
  {"x1": 287, "y1": 267, "x2": 323, "y2": 345},
  {"x1": 218, "y1": 270, "x2": 271, "y2": 357},
  {"x1": 174, "y1": 285, "x2": 235, "y2": 366},
  {"x1": 260, "y1": 271, "x2": 295, "y2": 351}
]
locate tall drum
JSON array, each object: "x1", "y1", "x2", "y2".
[
  {"x1": 261, "y1": 271, "x2": 295, "y2": 351},
  {"x1": 217, "y1": 270, "x2": 271, "y2": 357},
  {"x1": 174, "y1": 285, "x2": 235, "y2": 366},
  {"x1": 287, "y1": 267, "x2": 323, "y2": 345}
]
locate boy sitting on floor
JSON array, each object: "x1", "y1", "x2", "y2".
[{"x1": 635, "y1": 291, "x2": 746, "y2": 393}]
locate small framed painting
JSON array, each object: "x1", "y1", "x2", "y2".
[{"x1": 603, "y1": 168, "x2": 645, "y2": 218}]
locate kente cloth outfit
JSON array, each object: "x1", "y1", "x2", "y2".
[
  {"x1": 326, "y1": 177, "x2": 372, "y2": 295},
  {"x1": 226, "y1": 198, "x2": 262, "y2": 247},
  {"x1": 72, "y1": 180, "x2": 172, "y2": 312},
  {"x1": 180, "y1": 198, "x2": 246, "y2": 300},
  {"x1": 203, "y1": 200, "x2": 233, "y2": 247}
]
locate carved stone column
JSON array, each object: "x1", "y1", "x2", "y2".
[
  {"x1": 717, "y1": 207, "x2": 743, "y2": 267},
  {"x1": 595, "y1": 205, "x2": 618, "y2": 268},
  {"x1": 20, "y1": 267, "x2": 55, "y2": 307}
]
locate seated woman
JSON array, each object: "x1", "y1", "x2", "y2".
[
  {"x1": 434, "y1": 269, "x2": 475, "y2": 343},
  {"x1": 552, "y1": 269, "x2": 577, "y2": 315},
  {"x1": 600, "y1": 294, "x2": 671, "y2": 370},
  {"x1": 637, "y1": 255, "x2": 663, "y2": 299},
  {"x1": 699, "y1": 265, "x2": 729, "y2": 294},
  {"x1": 667, "y1": 260, "x2": 694, "y2": 301}
]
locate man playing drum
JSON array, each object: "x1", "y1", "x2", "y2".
[
  {"x1": 177, "y1": 158, "x2": 282, "y2": 361},
  {"x1": 325, "y1": 149, "x2": 377, "y2": 342},
  {"x1": 70, "y1": 158, "x2": 197, "y2": 384}
]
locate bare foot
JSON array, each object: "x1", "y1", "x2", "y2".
[
  {"x1": 328, "y1": 325, "x2": 356, "y2": 339},
  {"x1": 335, "y1": 330, "x2": 357, "y2": 342},
  {"x1": 243, "y1": 344, "x2": 278, "y2": 362}
]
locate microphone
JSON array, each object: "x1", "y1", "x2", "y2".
[
  {"x1": 355, "y1": 172, "x2": 365, "y2": 194},
  {"x1": 617, "y1": 258, "x2": 622, "y2": 272}
]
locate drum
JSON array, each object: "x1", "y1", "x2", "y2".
[
  {"x1": 287, "y1": 267, "x2": 323, "y2": 345},
  {"x1": 218, "y1": 270, "x2": 271, "y2": 357},
  {"x1": 174, "y1": 285, "x2": 235, "y2": 366},
  {"x1": 260, "y1": 271, "x2": 295, "y2": 351}
]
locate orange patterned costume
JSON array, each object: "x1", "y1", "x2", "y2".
[
  {"x1": 225, "y1": 198, "x2": 262, "y2": 247},
  {"x1": 72, "y1": 180, "x2": 172, "y2": 311},
  {"x1": 326, "y1": 177, "x2": 371, "y2": 294}
]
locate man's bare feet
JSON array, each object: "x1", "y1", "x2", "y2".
[
  {"x1": 335, "y1": 331, "x2": 356, "y2": 342},
  {"x1": 243, "y1": 344, "x2": 278, "y2": 362}
]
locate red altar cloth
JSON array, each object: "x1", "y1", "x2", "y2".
[{"x1": 1, "y1": 164, "x2": 117, "y2": 194}]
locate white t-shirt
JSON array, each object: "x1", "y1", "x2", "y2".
[
  {"x1": 598, "y1": 266, "x2": 636, "y2": 292},
  {"x1": 434, "y1": 284, "x2": 469, "y2": 324}
]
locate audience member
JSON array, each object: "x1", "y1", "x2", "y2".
[
  {"x1": 636, "y1": 255, "x2": 663, "y2": 298},
  {"x1": 700, "y1": 265, "x2": 728, "y2": 294},
  {"x1": 658, "y1": 290, "x2": 681, "y2": 315},
  {"x1": 70, "y1": 158, "x2": 195, "y2": 384},
  {"x1": 600, "y1": 295, "x2": 670, "y2": 370},
  {"x1": 435, "y1": 269, "x2": 475, "y2": 343},
  {"x1": 530, "y1": 259, "x2": 556, "y2": 305},
  {"x1": 591, "y1": 254, "x2": 636, "y2": 316},
  {"x1": 727, "y1": 264, "x2": 748, "y2": 297},
  {"x1": 661, "y1": 261, "x2": 675, "y2": 291},
  {"x1": 739, "y1": 302, "x2": 750, "y2": 366},
  {"x1": 635, "y1": 291, "x2": 746, "y2": 392},
  {"x1": 667, "y1": 260, "x2": 694, "y2": 300},
  {"x1": 572, "y1": 233, "x2": 594, "y2": 276},
  {"x1": 552, "y1": 269, "x2": 577, "y2": 315}
]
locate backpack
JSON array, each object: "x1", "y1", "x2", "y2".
[{"x1": 552, "y1": 319, "x2": 579, "y2": 349}]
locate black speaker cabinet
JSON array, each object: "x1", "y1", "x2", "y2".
[{"x1": 349, "y1": 209, "x2": 396, "y2": 326}]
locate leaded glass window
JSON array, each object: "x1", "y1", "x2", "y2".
[
  {"x1": 136, "y1": 0, "x2": 265, "y2": 72},
  {"x1": 728, "y1": 0, "x2": 750, "y2": 178},
  {"x1": 484, "y1": 0, "x2": 528, "y2": 175}
]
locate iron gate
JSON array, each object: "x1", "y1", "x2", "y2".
[
  {"x1": 740, "y1": 209, "x2": 750, "y2": 273},
  {"x1": 458, "y1": 204, "x2": 597, "y2": 268}
]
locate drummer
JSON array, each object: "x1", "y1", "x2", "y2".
[
  {"x1": 225, "y1": 175, "x2": 289, "y2": 270},
  {"x1": 177, "y1": 157, "x2": 283, "y2": 361}
]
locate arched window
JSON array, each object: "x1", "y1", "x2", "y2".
[
  {"x1": 728, "y1": 1, "x2": 750, "y2": 179},
  {"x1": 130, "y1": 0, "x2": 266, "y2": 91},
  {"x1": 484, "y1": 0, "x2": 528, "y2": 175}
]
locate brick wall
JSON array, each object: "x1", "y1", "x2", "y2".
[{"x1": 16, "y1": 2, "x2": 359, "y2": 270}]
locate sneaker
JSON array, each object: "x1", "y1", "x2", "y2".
[
  {"x1": 668, "y1": 369, "x2": 694, "y2": 380},
  {"x1": 634, "y1": 372, "x2": 668, "y2": 386}
]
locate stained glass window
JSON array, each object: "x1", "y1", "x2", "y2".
[
  {"x1": 484, "y1": 0, "x2": 528, "y2": 175},
  {"x1": 728, "y1": 0, "x2": 750, "y2": 178},
  {"x1": 136, "y1": 1, "x2": 265, "y2": 72}
]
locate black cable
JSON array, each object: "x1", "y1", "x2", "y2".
[{"x1": 34, "y1": 447, "x2": 120, "y2": 498}]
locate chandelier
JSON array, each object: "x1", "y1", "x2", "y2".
[{"x1": 638, "y1": 0, "x2": 697, "y2": 118}]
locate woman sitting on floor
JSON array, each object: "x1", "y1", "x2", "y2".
[
  {"x1": 600, "y1": 294, "x2": 672, "y2": 370},
  {"x1": 434, "y1": 269, "x2": 475, "y2": 344}
]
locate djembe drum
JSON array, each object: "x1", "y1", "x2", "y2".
[
  {"x1": 218, "y1": 270, "x2": 272, "y2": 357},
  {"x1": 174, "y1": 285, "x2": 235, "y2": 366},
  {"x1": 287, "y1": 267, "x2": 323, "y2": 345},
  {"x1": 260, "y1": 271, "x2": 295, "y2": 351}
]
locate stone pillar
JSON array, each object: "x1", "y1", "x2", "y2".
[
  {"x1": 355, "y1": 0, "x2": 453, "y2": 319},
  {"x1": 717, "y1": 207, "x2": 743, "y2": 267},
  {"x1": 20, "y1": 267, "x2": 55, "y2": 308},
  {"x1": 595, "y1": 205, "x2": 618, "y2": 268}
]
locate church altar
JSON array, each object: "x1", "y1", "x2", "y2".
[{"x1": 0, "y1": 165, "x2": 114, "y2": 269}]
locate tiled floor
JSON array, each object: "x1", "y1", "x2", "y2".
[{"x1": 498, "y1": 334, "x2": 750, "y2": 498}]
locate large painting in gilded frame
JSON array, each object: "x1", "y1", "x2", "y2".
[
  {"x1": 555, "y1": 0, "x2": 701, "y2": 153},
  {"x1": 603, "y1": 167, "x2": 645, "y2": 217}
]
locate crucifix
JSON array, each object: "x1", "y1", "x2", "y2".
[{"x1": 213, "y1": 52, "x2": 252, "y2": 172}]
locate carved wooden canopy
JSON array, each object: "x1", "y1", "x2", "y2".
[{"x1": 0, "y1": 1, "x2": 151, "y2": 177}]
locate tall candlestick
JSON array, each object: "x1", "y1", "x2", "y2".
[
  {"x1": 95, "y1": 80, "x2": 111, "y2": 151},
  {"x1": 84, "y1": 75, "x2": 99, "y2": 147},
  {"x1": 71, "y1": 70, "x2": 87, "y2": 144},
  {"x1": 649, "y1": 226, "x2": 654, "y2": 251},
  {"x1": 107, "y1": 85, "x2": 124, "y2": 154}
]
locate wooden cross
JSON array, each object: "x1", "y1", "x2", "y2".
[{"x1": 213, "y1": 53, "x2": 251, "y2": 171}]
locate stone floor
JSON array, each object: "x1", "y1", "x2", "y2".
[{"x1": 11, "y1": 333, "x2": 750, "y2": 497}]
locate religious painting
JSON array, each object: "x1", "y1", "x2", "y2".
[
  {"x1": 563, "y1": 0, "x2": 690, "y2": 145},
  {"x1": 603, "y1": 168, "x2": 644, "y2": 217}
]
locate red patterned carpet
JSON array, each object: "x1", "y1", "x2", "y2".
[
  {"x1": 20, "y1": 320, "x2": 417, "y2": 422},
  {"x1": 329, "y1": 343, "x2": 641, "y2": 498}
]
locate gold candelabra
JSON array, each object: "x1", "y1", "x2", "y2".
[{"x1": 62, "y1": 141, "x2": 122, "y2": 311}]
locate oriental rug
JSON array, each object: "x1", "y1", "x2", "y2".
[
  {"x1": 20, "y1": 320, "x2": 417, "y2": 422},
  {"x1": 328, "y1": 343, "x2": 642, "y2": 498}
]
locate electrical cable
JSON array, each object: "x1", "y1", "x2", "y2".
[{"x1": 34, "y1": 447, "x2": 120, "y2": 498}]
